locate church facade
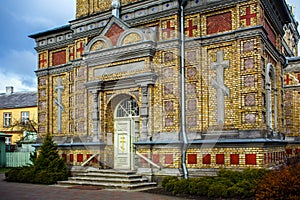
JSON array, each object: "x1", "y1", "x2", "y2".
[{"x1": 30, "y1": 0, "x2": 300, "y2": 177}]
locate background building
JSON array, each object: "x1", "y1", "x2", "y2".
[
  {"x1": 29, "y1": 0, "x2": 299, "y2": 177},
  {"x1": 0, "y1": 86, "x2": 38, "y2": 150}
]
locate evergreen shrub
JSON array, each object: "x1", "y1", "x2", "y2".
[
  {"x1": 5, "y1": 134, "x2": 69, "y2": 184},
  {"x1": 161, "y1": 168, "x2": 269, "y2": 199}
]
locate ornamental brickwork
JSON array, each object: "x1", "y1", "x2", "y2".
[{"x1": 30, "y1": 0, "x2": 299, "y2": 175}]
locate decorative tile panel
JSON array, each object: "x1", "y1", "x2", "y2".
[
  {"x1": 206, "y1": 12, "x2": 232, "y2": 34},
  {"x1": 52, "y1": 50, "x2": 66, "y2": 66}
]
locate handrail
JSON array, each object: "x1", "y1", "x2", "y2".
[
  {"x1": 136, "y1": 152, "x2": 161, "y2": 170},
  {"x1": 81, "y1": 154, "x2": 99, "y2": 167}
]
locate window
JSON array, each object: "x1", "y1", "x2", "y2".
[
  {"x1": 21, "y1": 111, "x2": 29, "y2": 124},
  {"x1": 116, "y1": 98, "x2": 139, "y2": 118},
  {"x1": 4, "y1": 113, "x2": 11, "y2": 127}
]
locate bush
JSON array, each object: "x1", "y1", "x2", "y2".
[
  {"x1": 161, "y1": 176, "x2": 178, "y2": 188},
  {"x1": 5, "y1": 133, "x2": 69, "y2": 184},
  {"x1": 160, "y1": 168, "x2": 270, "y2": 199},
  {"x1": 208, "y1": 182, "x2": 228, "y2": 198},
  {"x1": 172, "y1": 179, "x2": 189, "y2": 195},
  {"x1": 188, "y1": 177, "x2": 213, "y2": 196},
  {"x1": 256, "y1": 163, "x2": 300, "y2": 200}
]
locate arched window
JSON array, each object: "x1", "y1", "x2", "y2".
[{"x1": 116, "y1": 98, "x2": 139, "y2": 118}]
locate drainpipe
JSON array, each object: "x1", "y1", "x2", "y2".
[{"x1": 179, "y1": 0, "x2": 189, "y2": 179}]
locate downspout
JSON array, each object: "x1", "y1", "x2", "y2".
[{"x1": 179, "y1": 0, "x2": 189, "y2": 179}]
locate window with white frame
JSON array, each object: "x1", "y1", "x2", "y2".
[
  {"x1": 21, "y1": 111, "x2": 29, "y2": 124},
  {"x1": 4, "y1": 113, "x2": 12, "y2": 127}
]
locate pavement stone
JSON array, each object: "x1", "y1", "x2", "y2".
[{"x1": 0, "y1": 174, "x2": 187, "y2": 200}]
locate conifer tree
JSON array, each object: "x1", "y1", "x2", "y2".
[{"x1": 32, "y1": 133, "x2": 69, "y2": 183}]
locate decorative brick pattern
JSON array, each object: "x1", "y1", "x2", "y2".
[
  {"x1": 153, "y1": 154, "x2": 160, "y2": 163},
  {"x1": 165, "y1": 154, "x2": 173, "y2": 164},
  {"x1": 185, "y1": 18, "x2": 198, "y2": 37},
  {"x1": 244, "y1": 58, "x2": 254, "y2": 70},
  {"x1": 164, "y1": 100, "x2": 174, "y2": 112},
  {"x1": 187, "y1": 116, "x2": 197, "y2": 127},
  {"x1": 187, "y1": 99, "x2": 197, "y2": 111},
  {"x1": 245, "y1": 154, "x2": 256, "y2": 165},
  {"x1": 105, "y1": 23, "x2": 124, "y2": 46},
  {"x1": 76, "y1": 41, "x2": 85, "y2": 58},
  {"x1": 52, "y1": 50, "x2": 66, "y2": 66},
  {"x1": 77, "y1": 154, "x2": 84, "y2": 162},
  {"x1": 165, "y1": 117, "x2": 174, "y2": 127},
  {"x1": 202, "y1": 154, "x2": 211, "y2": 164},
  {"x1": 163, "y1": 68, "x2": 174, "y2": 79},
  {"x1": 244, "y1": 94, "x2": 255, "y2": 106},
  {"x1": 243, "y1": 40, "x2": 254, "y2": 52},
  {"x1": 186, "y1": 51, "x2": 197, "y2": 63},
  {"x1": 188, "y1": 154, "x2": 197, "y2": 164},
  {"x1": 244, "y1": 75, "x2": 255, "y2": 87},
  {"x1": 70, "y1": 154, "x2": 74, "y2": 162},
  {"x1": 39, "y1": 53, "x2": 47, "y2": 68},
  {"x1": 240, "y1": 6, "x2": 257, "y2": 27},
  {"x1": 244, "y1": 113, "x2": 256, "y2": 123},
  {"x1": 207, "y1": 12, "x2": 232, "y2": 34},
  {"x1": 216, "y1": 154, "x2": 225, "y2": 164},
  {"x1": 230, "y1": 154, "x2": 239, "y2": 165},
  {"x1": 164, "y1": 84, "x2": 174, "y2": 95},
  {"x1": 187, "y1": 67, "x2": 197, "y2": 78},
  {"x1": 162, "y1": 20, "x2": 175, "y2": 39},
  {"x1": 264, "y1": 22, "x2": 276, "y2": 46},
  {"x1": 163, "y1": 52, "x2": 174, "y2": 63}
]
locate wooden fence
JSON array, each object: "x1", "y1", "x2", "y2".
[{"x1": 6, "y1": 152, "x2": 32, "y2": 167}]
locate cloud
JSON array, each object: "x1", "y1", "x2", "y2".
[
  {"x1": 0, "y1": 72, "x2": 37, "y2": 93},
  {"x1": 0, "y1": 49, "x2": 37, "y2": 93}
]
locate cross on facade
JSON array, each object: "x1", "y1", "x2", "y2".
[
  {"x1": 284, "y1": 74, "x2": 293, "y2": 85},
  {"x1": 162, "y1": 21, "x2": 175, "y2": 38},
  {"x1": 40, "y1": 54, "x2": 47, "y2": 67},
  {"x1": 55, "y1": 78, "x2": 65, "y2": 132},
  {"x1": 210, "y1": 50, "x2": 230, "y2": 125},
  {"x1": 76, "y1": 42, "x2": 84, "y2": 56},
  {"x1": 240, "y1": 6, "x2": 257, "y2": 26},
  {"x1": 185, "y1": 19, "x2": 197, "y2": 37},
  {"x1": 120, "y1": 135, "x2": 126, "y2": 152}
]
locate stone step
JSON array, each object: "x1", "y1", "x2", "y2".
[
  {"x1": 72, "y1": 169, "x2": 136, "y2": 175},
  {"x1": 68, "y1": 176, "x2": 149, "y2": 183},
  {"x1": 57, "y1": 180, "x2": 157, "y2": 190},
  {"x1": 58, "y1": 168, "x2": 157, "y2": 191},
  {"x1": 72, "y1": 172, "x2": 144, "y2": 179}
]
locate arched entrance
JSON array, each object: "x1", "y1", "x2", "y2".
[{"x1": 114, "y1": 97, "x2": 139, "y2": 170}]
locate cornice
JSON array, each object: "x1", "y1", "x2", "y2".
[
  {"x1": 84, "y1": 41, "x2": 156, "y2": 66},
  {"x1": 35, "y1": 63, "x2": 74, "y2": 77}
]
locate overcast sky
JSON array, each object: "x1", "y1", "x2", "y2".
[{"x1": 0, "y1": 0, "x2": 299, "y2": 93}]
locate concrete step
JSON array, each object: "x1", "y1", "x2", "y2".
[
  {"x1": 57, "y1": 180, "x2": 157, "y2": 190},
  {"x1": 72, "y1": 172, "x2": 144, "y2": 179},
  {"x1": 58, "y1": 169, "x2": 157, "y2": 191},
  {"x1": 68, "y1": 176, "x2": 149, "y2": 183}
]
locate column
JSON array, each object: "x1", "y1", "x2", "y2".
[
  {"x1": 140, "y1": 85, "x2": 149, "y2": 141},
  {"x1": 92, "y1": 90, "x2": 100, "y2": 141}
]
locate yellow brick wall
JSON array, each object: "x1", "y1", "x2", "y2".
[{"x1": 0, "y1": 107, "x2": 38, "y2": 144}]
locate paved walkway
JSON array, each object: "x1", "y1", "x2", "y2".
[{"x1": 0, "y1": 173, "x2": 187, "y2": 200}]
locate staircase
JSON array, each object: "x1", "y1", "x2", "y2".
[{"x1": 57, "y1": 168, "x2": 157, "y2": 191}]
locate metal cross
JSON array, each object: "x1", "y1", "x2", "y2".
[
  {"x1": 55, "y1": 77, "x2": 64, "y2": 132},
  {"x1": 210, "y1": 50, "x2": 230, "y2": 125},
  {"x1": 120, "y1": 135, "x2": 126, "y2": 152}
]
